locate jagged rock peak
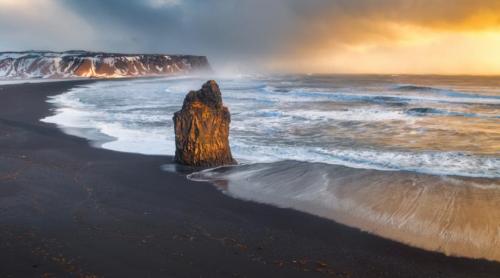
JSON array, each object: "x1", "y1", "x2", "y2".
[
  {"x1": 173, "y1": 80, "x2": 236, "y2": 167},
  {"x1": 182, "y1": 80, "x2": 223, "y2": 110}
]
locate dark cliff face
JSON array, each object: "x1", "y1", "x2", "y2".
[
  {"x1": 173, "y1": 80, "x2": 236, "y2": 167},
  {"x1": 0, "y1": 51, "x2": 211, "y2": 79}
]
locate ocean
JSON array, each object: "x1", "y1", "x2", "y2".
[{"x1": 42, "y1": 74, "x2": 500, "y2": 261}]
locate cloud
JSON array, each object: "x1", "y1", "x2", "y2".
[
  {"x1": 148, "y1": 0, "x2": 181, "y2": 8},
  {"x1": 0, "y1": 0, "x2": 95, "y2": 51},
  {"x1": 275, "y1": 0, "x2": 500, "y2": 74},
  {"x1": 1, "y1": 0, "x2": 500, "y2": 74},
  {"x1": 285, "y1": 0, "x2": 500, "y2": 48}
]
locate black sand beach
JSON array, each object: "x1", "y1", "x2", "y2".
[{"x1": 1, "y1": 81, "x2": 500, "y2": 278}]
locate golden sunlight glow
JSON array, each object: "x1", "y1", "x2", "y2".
[
  {"x1": 268, "y1": 7, "x2": 500, "y2": 75},
  {"x1": 331, "y1": 32, "x2": 500, "y2": 75}
]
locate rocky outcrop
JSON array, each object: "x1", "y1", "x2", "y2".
[
  {"x1": 173, "y1": 80, "x2": 236, "y2": 167},
  {"x1": 0, "y1": 51, "x2": 211, "y2": 79}
]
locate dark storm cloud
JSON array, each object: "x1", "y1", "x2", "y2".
[
  {"x1": 60, "y1": 0, "x2": 296, "y2": 68},
  {"x1": 63, "y1": 0, "x2": 181, "y2": 34}
]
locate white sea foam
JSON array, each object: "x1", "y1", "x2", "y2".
[
  {"x1": 315, "y1": 148, "x2": 499, "y2": 178},
  {"x1": 99, "y1": 122, "x2": 175, "y2": 155},
  {"x1": 284, "y1": 109, "x2": 410, "y2": 122},
  {"x1": 226, "y1": 140, "x2": 499, "y2": 178}
]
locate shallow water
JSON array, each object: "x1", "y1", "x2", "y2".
[{"x1": 42, "y1": 74, "x2": 500, "y2": 260}]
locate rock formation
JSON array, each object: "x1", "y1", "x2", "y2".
[{"x1": 173, "y1": 80, "x2": 236, "y2": 167}]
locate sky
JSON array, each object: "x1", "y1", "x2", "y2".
[{"x1": 1, "y1": 0, "x2": 500, "y2": 75}]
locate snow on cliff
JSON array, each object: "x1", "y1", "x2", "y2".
[{"x1": 0, "y1": 51, "x2": 211, "y2": 79}]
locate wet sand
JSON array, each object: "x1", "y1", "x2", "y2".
[
  {"x1": 191, "y1": 161, "x2": 500, "y2": 262},
  {"x1": 1, "y1": 81, "x2": 500, "y2": 277}
]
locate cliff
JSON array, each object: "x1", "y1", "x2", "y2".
[
  {"x1": 173, "y1": 80, "x2": 236, "y2": 167},
  {"x1": 0, "y1": 51, "x2": 211, "y2": 79}
]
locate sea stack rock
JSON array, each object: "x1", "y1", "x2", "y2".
[{"x1": 173, "y1": 80, "x2": 236, "y2": 167}]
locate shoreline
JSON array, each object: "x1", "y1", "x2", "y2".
[{"x1": 1, "y1": 80, "x2": 500, "y2": 277}]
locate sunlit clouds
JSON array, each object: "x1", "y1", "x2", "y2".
[{"x1": 272, "y1": 0, "x2": 500, "y2": 74}]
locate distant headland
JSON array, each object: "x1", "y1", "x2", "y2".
[{"x1": 0, "y1": 50, "x2": 211, "y2": 79}]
